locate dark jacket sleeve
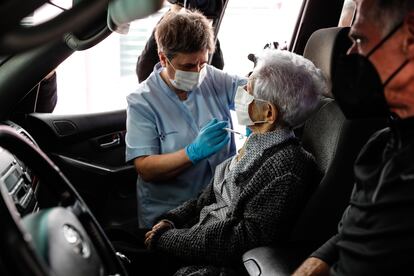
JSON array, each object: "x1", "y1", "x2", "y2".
[
  {"x1": 136, "y1": 30, "x2": 159, "y2": 83},
  {"x1": 153, "y1": 171, "x2": 308, "y2": 265},
  {"x1": 210, "y1": 39, "x2": 224, "y2": 70},
  {"x1": 310, "y1": 234, "x2": 341, "y2": 266},
  {"x1": 309, "y1": 202, "x2": 350, "y2": 266}
]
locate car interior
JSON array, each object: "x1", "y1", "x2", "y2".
[{"x1": 0, "y1": 0, "x2": 389, "y2": 275}]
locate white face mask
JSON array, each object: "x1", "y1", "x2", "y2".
[
  {"x1": 167, "y1": 59, "x2": 206, "y2": 91},
  {"x1": 234, "y1": 86, "x2": 268, "y2": 126}
]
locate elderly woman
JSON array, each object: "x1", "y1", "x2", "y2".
[{"x1": 144, "y1": 49, "x2": 327, "y2": 275}]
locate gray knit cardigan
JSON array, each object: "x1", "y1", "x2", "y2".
[{"x1": 152, "y1": 138, "x2": 318, "y2": 274}]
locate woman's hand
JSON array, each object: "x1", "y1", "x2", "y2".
[{"x1": 144, "y1": 220, "x2": 174, "y2": 249}]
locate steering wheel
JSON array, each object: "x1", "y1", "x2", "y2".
[{"x1": 0, "y1": 125, "x2": 128, "y2": 275}]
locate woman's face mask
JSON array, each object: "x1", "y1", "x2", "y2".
[
  {"x1": 234, "y1": 86, "x2": 268, "y2": 126},
  {"x1": 167, "y1": 59, "x2": 207, "y2": 91}
]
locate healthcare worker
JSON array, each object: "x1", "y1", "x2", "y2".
[{"x1": 125, "y1": 9, "x2": 246, "y2": 228}]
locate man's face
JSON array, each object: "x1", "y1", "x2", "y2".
[{"x1": 348, "y1": 0, "x2": 414, "y2": 118}]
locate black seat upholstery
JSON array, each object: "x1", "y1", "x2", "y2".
[{"x1": 243, "y1": 27, "x2": 387, "y2": 275}]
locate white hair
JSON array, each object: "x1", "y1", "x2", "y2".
[{"x1": 250, "y1": 49, "x2": 327, "y2": 128}]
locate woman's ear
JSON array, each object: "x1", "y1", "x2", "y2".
[{"x1": 265, "y1": 103, "x2": 278, "y2": 124}]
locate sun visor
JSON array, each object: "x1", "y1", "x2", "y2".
[{"x1": 107, "y1": 0, "x2": 164, "y2": 34}]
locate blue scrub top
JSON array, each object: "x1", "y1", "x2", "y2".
[{"x1": 126, "y1": 63, "x2": 247, "y2": 228}]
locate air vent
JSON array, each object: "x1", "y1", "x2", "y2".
[{"x1": 53, "y1": 120, "x2": 77, "y2": 136}]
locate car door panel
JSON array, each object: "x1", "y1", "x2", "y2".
[{"x1": 17, "y1": 110, "x2": 138, "y2": 233}]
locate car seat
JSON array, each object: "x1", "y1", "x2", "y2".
[{"x1": 242, "y1": 27, "x2": 387, "y2": 275}]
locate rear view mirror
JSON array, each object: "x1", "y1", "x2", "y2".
[{"x1": 107, "y1": 0, "x2": 164, "y2": 34}]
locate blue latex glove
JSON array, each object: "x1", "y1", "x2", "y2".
[{"x1": 185, "y1": 119, "x2": 230, "y2": 164}]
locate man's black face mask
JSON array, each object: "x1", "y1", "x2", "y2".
[{"x1": 332, "y1": 22, "x2": 409, "y2": 119}]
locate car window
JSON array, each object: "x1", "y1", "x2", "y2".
[
  {"x1": 338, "y1": 0, "x2": 356, "y2": 27},
  {"x1": 218, "y1": 0, "x2": 303, "y2": 75},
  {"x1": 219, "y1": 0, "x2": 304, "y2": 149},
  {"x1": 51, "y1": 3, "x2": 170, "y2": 115}
]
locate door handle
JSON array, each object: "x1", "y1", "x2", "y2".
[{"x1": 99, "y1": 133, "x2": 121, "y2": 149}]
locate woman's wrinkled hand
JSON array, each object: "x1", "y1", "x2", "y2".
[{"x1": 144, "y1": 220, "x2": 174, "y2": 249}]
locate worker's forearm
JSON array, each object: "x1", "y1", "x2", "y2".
[{"x1": 134, "y1": 149, "x2": 192, "y2": 182}]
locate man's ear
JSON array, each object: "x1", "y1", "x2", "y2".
[
  {"x1": 158, "y1": 52, "x2": 167, "y2": 67},
  {"x1": 405, "y1": 11, "x2": 414, "y2": 59}
]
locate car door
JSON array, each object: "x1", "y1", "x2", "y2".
[{"x1": 17, "y1": 110, "x2": 137, "y2": 236}]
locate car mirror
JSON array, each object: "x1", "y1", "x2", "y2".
[{"x1": 107, "y1": 0, "x2": 164, "y2": 34}]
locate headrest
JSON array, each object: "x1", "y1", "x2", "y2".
[
  {"x1": 303, "y1": 27, "x2": 351, "y2": 95},
  {"x1": 107, "y1": 0, "x2": 164, "y2": 34}
]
